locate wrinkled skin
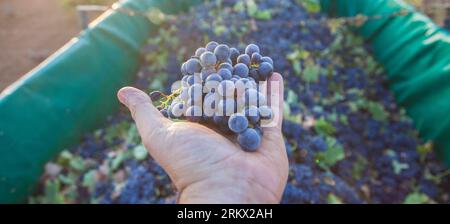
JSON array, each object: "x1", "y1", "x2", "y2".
[{"x1": 117, "y1": 73, "x2": 288, "y2": 204}]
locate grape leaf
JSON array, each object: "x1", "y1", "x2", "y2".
[
  {"x1": 293, "y1": 61, "x2": 302, "y2": 76},
  {"x1": 392, "y1": 160, "x2": 409, "y2": 175},
  {"x1": 44, "y1": 179, "x2": 64, "y2": 204},
  {"x1": 299, "y1": 0, "x2": 321, "y2": 13},
  {"x1": 314, "y1": 118, "x2": 336, "y2": 136},
  {"x1": 111, "y1": 150, "x2": 132, "y2": 171},
  {"x1": 303, "y1": 62, "x2": 320, "y2": 83},
  {"x1": 315, "y1": 137, "x2": 345, "y2": 169},
  {"x1": 366, "y1": 101, "x2": 388, "y2": 121},
  {"x1": 403, "y1": 192, "x2": 431, "y2": 204},
  {"x1": 327, "y1": 193, "x2": 343, "y2": 204},
  {"x1": 253, "y1": 10, "x2": 272, "y2": 20},
  {"x1": 82, "y1": 170, "x2": 97, "y2": 193}
]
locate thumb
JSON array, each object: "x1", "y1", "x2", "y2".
[{"x1": 117, "y1": 87, "x2": 170, "y2": 154}]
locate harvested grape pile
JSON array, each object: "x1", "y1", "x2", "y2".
[{"x1": 29, "y1": 0, "x2": 449, "y2": 204}]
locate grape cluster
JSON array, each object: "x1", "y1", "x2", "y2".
[{"x1": 151, "y1": 42, "x2": 275, "y2": 152}]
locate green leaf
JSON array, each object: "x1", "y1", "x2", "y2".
[
  {"x1": 366, "y1": 101, "x2": 388, "y2": 121},
  {"x1": 327, "y1": 193, "x2": 343, "y2": 204},
  {"x1": 253, "y1": 10, "x2": 272, "y2": 20},
  {"x1": 82, "y1": 170, "x2": 97, "y2": 193},
  {"x1": 286, "y1": 90, "x2": 299, "y2": 106},
  {"x1": 417, "y1": 142, "x2": 433, "y2": 159},
  {"x1": 314, "y1": 118, "x2": 336, "y2": 136},
  {"x1": 57, "y1": 150, "x2": 73, "y2": 167},
  {"x1": 424, "y1": 169, "x2": 450, "y2": 184},
  {"x1": 111, "y1": 150, "x2": 132, "y2": 171},
  {"x1": 213, "y1": 25, "x2": 227, "y2": 36},
  {"x1": 315, "y1": 137, "x2": 345, "y2": 169},
  {"x1": 146, "y1": 8, "x2": 166, "y2": 25},
  {"x1": 126, "y1": 124, "x2": 140, "y2": 145},
  {"x1": 133, "y1": 145, "x2": 148, "y2": 161},
  {"x1": 352, "y1": 156, "x2": 368, "y2": 179},
  {"x1": 44, "y1": 179, "x2": 64, "y2": 204},
  {"x1": 392, "y1": 160, "x2": 409, "y2": 175},
  {"x1": 246, "y1": 0, "x2": 258, "y2": 16},
  {"x1": 339, "y1": 114, "x2": 349, "y2": 125},
  {"x1": 303, "y1": 61, "x2": 320, "y2": 83},
  {"x1": 58, "y1": 174, "x2": 75, "y2": 185},
  {"x1": 297, "y1": 0, "x2": 321, "y2": 13},
  {"x1": 104, "y1": 121, "x2": 130, "y2": 145},
  {"x1": 69, "y1": 156, "x2": 85, "y2": 172},
  {"x1": 293, "y1": 61, "x2": 302, "y2": 76},
  {"x1": 244, "y1": 0, "x2": 271, "y2": 20},
  {"x1": 233, "y1": 1, "x2": 245, "y2": 12},
  {"x1": 283, "y1": 102, "x2": 292, "y2": 118},
  {"x1": 403, "y1": 192, "x2": 430, "y2": 204}
]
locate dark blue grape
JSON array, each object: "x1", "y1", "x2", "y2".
[
  {"x1": 237, "y1": 54, "x2": 251, "y2": 66},
  {"x1": 233, "y1": 63, "x2": 249, "y2": 78},
  {"x1": 261, "y1": 56, "x2": 273, "y2": 66},
  {"x1": 195, "y1": 47, "x2": 207, "y2": 57},
  {"x1": 214, "y1": 44, "x2": 230, "y2": 62},
  {"x1": 160, "y1": 109, "x2": 168, "y2": 118},
  {"x1": 218, "y1": 68, "x2": 233, "y2": 80},
  {"x1": 245, "y1": 106, "x2": 260, "y2": 124},
  {"x1": 185, "y1": 58, "x2": 202, "y2": 74},
  {"x1": 258, "y1": 62, "x2": 273, "y2": 80},
  {"x1": 238, "y1": 128, "x2": 261, "y2": 152},
  {"x1": 228, "y1": 113, "x2": 249, "y2": 133},
  {"x1": 230, "y1": 47, "x2": 240, "y2": 63},
  {"x1": 251, "y1": 52, "x2": 262, "y2": 65},
  {"x1": 205, "y1": 41, "x2": 219, "y2": 52},
  {"x1": 200, "y1": 51, "x2": 217, "y2": 68},
  {"x1": 245, "y1": 44, "x2": 260, "y2": 56},
  {"x1": 219, "y1": 62, "x2": 233, "y2": 72}
]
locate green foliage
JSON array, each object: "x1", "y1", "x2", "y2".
[
  {"x1": 287, "y1": 47, "x2": 310, "y2": 76},
  {"x1": 234, "y1": 0, "x2": 272, "y2": 20},
  {"x1": 352, "y1": 155, "x2": 368, "y2": 179},
  {"x1": 417, "y1": 141, "x2": 433, "y2": 161},
  {"x1": 125, "y1": 124, "x2": 140, "y2": 145},
  {"x1": 366, "y1": 101, "x2": 389, "y2": 122},
  {"x1": 315, "y1": 137, "x2": 345, "y2": 170},
  {"x1": 424, "y1": 169, "x2": 450, "y2": 184},
  {"x1": 104, "y1": 120, "x2": 130, "y2": 145},
  {"x1": 111, "y1": 150, "x2": 132, "y2": 171},
  {"x1": 392, "y1": 160, "x2": 409, "y2": 175},
  {"x1": 348, "y1": 97, "x2": 389, "y2": 122},
  {"x1": 303, "y1": 61, "x2": 321, "y2": 83},
  {"x1": 43, "y1": 179, "x2": 65, "y2": 204},
  {"x1": 314, "y1": 118, "x2": 336, "y2": 136},
  {"x1": 327, "y1": 193, "x2": 343, "y2": 204},
  {"x1": 82, "y1": 170, "x2": 97, "y2": 193},
  {"x1": 403, "y1": 192, "x2": 431, "y2": 204},
  {"x1": 246, "y1": 0, "x2": 272, "y2": 20},
  {"x1": 296, "y1": 0, "x2": 321, "y2": 13}
]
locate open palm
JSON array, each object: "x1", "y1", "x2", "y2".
[{"x1": 117, "y1": 73, "x2": 288, "y2": 204}]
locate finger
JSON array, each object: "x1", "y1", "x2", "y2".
[
  {"x1": 117, "y1": 87, "x2": 170, "y2": 152},
  {"x1": 264, "y1": 72, "x2": 284, "y2": 132}
]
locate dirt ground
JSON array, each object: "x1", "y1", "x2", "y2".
[{"x1": 0, "y1": 0, "x2": 80, "y2": 92}]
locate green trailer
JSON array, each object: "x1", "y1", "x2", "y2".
[{"x1": 0, "y1": 0, "x2": 449, "y2": 203}]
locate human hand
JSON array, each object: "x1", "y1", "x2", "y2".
[{"x1": 117, "y1": 73, "x2": 288, "y2": 204}]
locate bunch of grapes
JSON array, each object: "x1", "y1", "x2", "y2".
[{"x1": 150, "y1": 42, "x2": 276, "y2": 152}]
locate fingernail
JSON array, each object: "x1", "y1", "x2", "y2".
[{"x1": 118, "y1": 88, "x2": 131, "y2": 105}]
